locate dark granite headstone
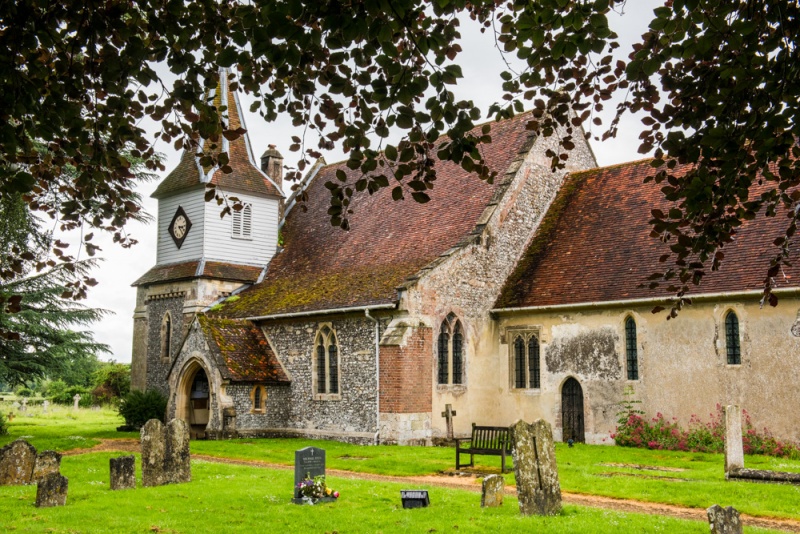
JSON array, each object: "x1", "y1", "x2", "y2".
[
  {"x1": 35, "y1": 473, "x2": 68, "y2": 507},
  {"x1": 293, "y1": 447, "x2": 326, "y2": 503},
  {"x1": 110, "y1": 455, "x2": 136, "y2": 490}
]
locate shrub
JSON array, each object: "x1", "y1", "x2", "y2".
[
  {"x1": 14, "y1": 386, "x2": 33, "y2": 397},
  {"x1": 50, "y1": 385, "x2": 92, "y2": 407},
  {"x1": 118, "y1": 389, "x2": 167, "y2": 430},
  {"x1": 0, "y1": 411, "x2": 7, "y2": 436},
  {"x1": 613, "y1": 402, "x2": 800, "y2": 459},
  {"x1": 91, "y1": 363, "x2": 131, "y2": 405}
]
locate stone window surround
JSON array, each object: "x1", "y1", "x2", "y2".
[
  {"x1": 506, "y1": 326, "x2": 542, "y2": 393},
  {"x1": 313, "y1": 323, "x2": 341, "y2": 401},
  {"x1": 724, "y1": 309, "x2": 742, "y2": 366},
  {"x1": 623, "y1": 314, "x2": 640, "y2": 381},
  {"x1": 436, "y1": 313, "x2": 466, "y2": 388},
  {"x1": 714, "y1": 305, "x2": 748, "y2": 367},
  {"x1": 160, "y1": 312, "x2": 173, "y2": 363},
  {"x1": 250, "y1": 385, "x2": 267, "y2": 414}
]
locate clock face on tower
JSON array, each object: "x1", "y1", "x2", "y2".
[{"x1": 168, "y1": 206, "x2": 192, "y2": 249}]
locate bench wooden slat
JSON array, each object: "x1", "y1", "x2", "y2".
[{"x1": 455, "y1": 424, "x2": 512, "y2": 473}]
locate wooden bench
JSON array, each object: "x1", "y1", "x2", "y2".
[{"x1": 455, "y1": 424, "x2": 513, "y2": 473}]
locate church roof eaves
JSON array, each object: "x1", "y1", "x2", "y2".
[{"x1": 132, "y1": 260, "x2": 264, "y2": 287}]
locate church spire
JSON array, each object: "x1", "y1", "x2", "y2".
[{"x1": 152, "y1": 68, "x2": 283, "y2": 199}]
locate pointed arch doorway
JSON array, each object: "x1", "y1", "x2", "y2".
[
  {"x1": 561, "y1": 377, "x2": 585, "y2": 443},
  {"x1": 177, "y1": 362, "x2": 210, "y2": 439}
]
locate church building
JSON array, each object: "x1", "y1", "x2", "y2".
[{"x1": 131, "y1": 69, "x2": 800, "y2": 444}]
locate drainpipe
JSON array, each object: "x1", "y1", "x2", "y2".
[{"x1": 365, "y1": 309, "x2": 380, "y2": 445}]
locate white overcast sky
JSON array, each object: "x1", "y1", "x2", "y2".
[{"x1": 79, "y1": 1, "x2": 663, "y2": 363}]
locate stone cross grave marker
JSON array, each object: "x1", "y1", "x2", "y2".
[
  {"x1": 707, "y1": 504, "x2": 743, "y2": 534},
  {"x1": 20, "y1": 398, "x2": 27, "y2": 412},
  {"x1": 509, "y1": 419, "x2": 562, "y2": 516},
  {"x1": 441, "y1": 404, "x2": 457, "y2": 440},
  {"x1": 724, "y1": 405, "x2": 744, "y2": 475},
  {"x1": 72, "y1": 394, "x2": 81, "y2": 410},
  {"x1": 293, "y1": 446, "x2": 326, "y2": 503},
  {"x1": 42, "y1": 400, "x2": 49, "y2": 414}
]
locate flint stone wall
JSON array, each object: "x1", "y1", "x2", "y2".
[
  {"x1": 226, "y1": 383, "x2": 291, "y2": 430},
  {"x1": 146, "y1": 296, "x2": 186, "y2": 395}
]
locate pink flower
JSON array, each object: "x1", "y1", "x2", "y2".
[{"x1": 333, "y1": 491, "x2": 339, "y2": 498}]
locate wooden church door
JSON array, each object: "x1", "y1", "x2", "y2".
[{"x1": 561, "y1": 377, "x2": 585, "y2": 443}]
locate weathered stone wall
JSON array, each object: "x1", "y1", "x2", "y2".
[
  {"x1": 403, "y1": 124, "x2": 597, "y2": 439},
  {"x1": 145, "y1": 296, "x2": 186, "y2": 395},
  {"x1": 495, "y1": 296, "x2": 800, "y2": 444},
  {"x1": 261, "y1": 315, "x2": 386, "y2": 437},
  {"x1": 226, "y1": 383, "x2": 291, "y2": 429}
]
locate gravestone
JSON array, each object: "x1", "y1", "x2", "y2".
[
  {"x1": 110, "y1": 456, "x2": 136, "y2": 490},
  {"x1": 141, "y1": 419, "x2": 167, "y2": 487},
  {"x1": 42, "y1": 400, "x2": 49, "y2": 414},
  {"x1": 12, "y1": 401, "x2": 20, "y2": 411},
  {"x1": 72, "y1": 394, "x2": 81, "y2": 410},
  {"x1": 441, "y1": 404, "x2": 457, "y2": 440},
  {"x1": 20, "y1": 398, "x2": 28, "y2": 412},
  {"x1": 35, "y1": 473, "x2": 68, "y2": 508},
  {"x1": 481, "y1": 474, "x2": 505, "y2": 507},
  {"x1": 165, "y1": 419, "x2": 191, "y2": 484},
  {"x1": 707, "y1": 504, "x2": 743, "y2": 534},
  {"x1": 33, "y1": 451, "x2": 62, "y2": 482},
  {"x1": 0, "y1": 439, "x2": 37, "y2": 485},
  {"x1": 724, "y1": 405, "x2": 744, "y2": 475},
  {"x1": 509, "y1": 419, "x2": 561, "y2": 516},
  {"x1": 293, "y1": 447, "x2": 326, "y2": 503}
]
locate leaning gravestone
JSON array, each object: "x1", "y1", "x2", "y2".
[
  {"x1": 293, "y1": 446, "x2": 326, "y2": 503},
  {"x1": 707, "y1": 504, "x2": 743, "y2": 534},
  {"x1": 35, "y1": 473, "x2": 68, "y2": 508},
  {"x1": 509, "y1": 419, "x2": 561, "y2": 516},
  {"x1": 0, "y1": 439, "x2": 37, "y2": 485},
  {"x1": 33, "y1": 451, "x2": 62, "y2": 482},
  {"x1": 481, "y1": 474, "x2": 505, "y2": 507},
  {"x1": 110, "y1": 456, "x2": 136, "y2": 490},
  {"x1": 141, "y1": 419, "x2": 167, "y2": 487},
  {"x1": 165, "y1": 419, "x2": 191, "y2": 484},
  {"x1": 724, "y1": 405, "x2": 744, "y2": 475}
]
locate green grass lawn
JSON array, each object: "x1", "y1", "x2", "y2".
[
  {"x1": 3, "y1": 408, "x2": 800, "y2": 526},
  {"x1": 0, "y1": 452, "x2": 783, "y2": 534}
]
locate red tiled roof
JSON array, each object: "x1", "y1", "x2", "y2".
[
  {"x1": 495, "y1": 159, "x2": 800, "y2": 309},
  {"x1": 152, "y1": 70, "x2": 282, "y2": 199},
  {"x1": 132, "y1": 260, "x2": 264, "y2": 286},
  {"x1": 221, "y1": 113, "x2": 538, "y2": 318},
  {"x1": 198, "y1": 316, "x2": 289, "y2": 383}
]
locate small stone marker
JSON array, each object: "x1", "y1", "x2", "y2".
[
  {"x1": 42, "y1": 400, "x2": 49, "y2": 414},
  {"x1": 400, "y1": 490, "x2": 430, "y2": 508},
  {"x1": 0, "y1": 439, "x2": 37, "y2": 485},
  {"x1": 110, "y1": 456, "x2": 136, "y2": 490},
  {"x1": 293, "y1": 446, "x2": 326, "y2": 503},
  {"x1": 20, "y1": 398, "x2": 28, "y2": 412},
  {"x1": 724, "y1": 405, "x2": 744, "y2": 475},
  {"x1": 707, "y1": 504, "x2": 743, "y2": 534},
  {"x1": 441, "y1": 404, "x2": 457, "y2": 440},
  {"x1": 72, "y1": 394, "x2": 81, "y2": 410},
  {"x1": 33, "y1": 451, "x2": 62, "y2": 482},
  {"x1": 165, "y1": 419, "x2": 191, "y2": 484},
  {"x1": 509, "y1": 419, "x2": 561, "y2": 516},
  {"x1": 141, "y1": 419, "x2": 167, "y2": 487},
  {"x1": 35, "y1": 473, "x2": 68, "y2": 508},
  {"x1": 481, "y1": 474, "x2": 505, "y2": 507}
]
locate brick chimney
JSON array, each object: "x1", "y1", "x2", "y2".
[{"x1": 260, "y1": 144, "x2": 284, "y2": 191}]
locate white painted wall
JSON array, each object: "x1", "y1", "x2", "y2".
[
  {"x1": 156, "y1": 187, "x2": 206, "y2": 264},
  {"x1": 202, "y1": 188, "x2": 279, "y2": 266}
]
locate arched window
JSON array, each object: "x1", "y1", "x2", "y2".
[
  {"x1": 625, "y1": 317, "x2": 639, "y2": 380},
  {"x1": 160, "y1": 313, "x2": 172, "y2": 362},
  {"x1": 511, "y1": 332, "x2": 541, "y2": 389},
  {"x1": 437, "y1": 313, "x2": 465, "y2": 385},
  {"x1": 232, "y1": 203, "x2": 252, "y2": 238},
  {"x1": 725, "y1": 311, "x2": 741, "y2": 365},
  {"x1": 251, "y1": 385, "x2": 266, "y2": 413},
  {"x1": 315, "y1": 327, "x2": 340, "y2": 395}
]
